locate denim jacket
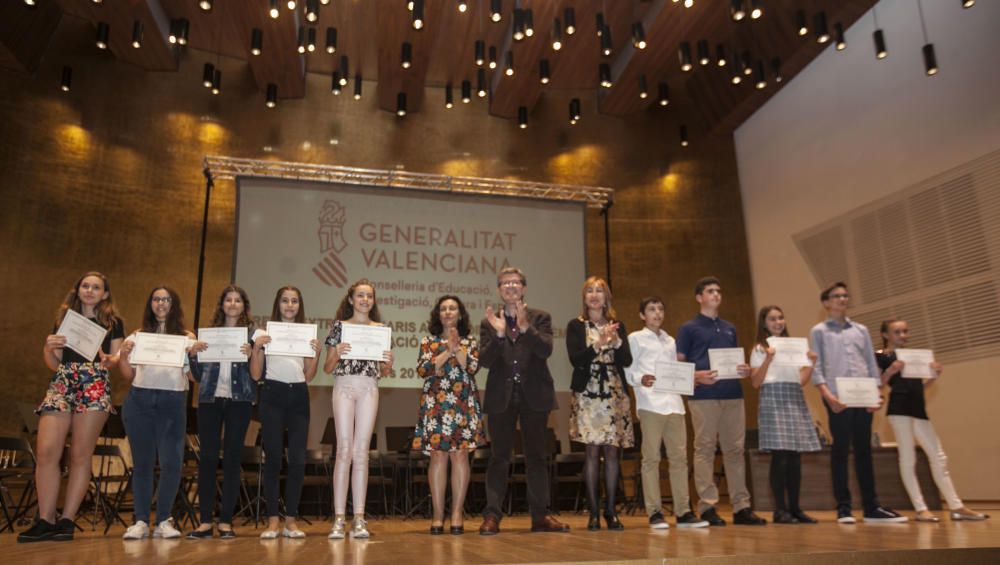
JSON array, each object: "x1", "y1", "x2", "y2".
[{"x1": 189, "y1": 356, "x2": 257, "y2": 404}]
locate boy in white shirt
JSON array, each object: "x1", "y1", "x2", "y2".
[{"x1": 625, "y1": 297, "x2": 709, "y2": 529}]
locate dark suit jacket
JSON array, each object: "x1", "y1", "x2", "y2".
[
  {"x1": 566, "y1": 318, "x2": 632, "y2": 393},
  {"x1": 478, "y1": 307, "x2": 557, "y2": 414}
]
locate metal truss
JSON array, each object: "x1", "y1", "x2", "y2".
[{"x1": 203, "y1": 155, "x2": 614, "y2": 209}]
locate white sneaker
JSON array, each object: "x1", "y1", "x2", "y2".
[
  {"x1": 259, "y1": 529, "x2": 280, "y2": 539},
  {"x1": 153, "y1": 518, "x2": 182, "y2": 539},
  {"x1": 123, "y1": 521, "x2": 150, "y2": 540},
  {"x1": 283, "y1": 527, "x2": 306, "y2": 539}
]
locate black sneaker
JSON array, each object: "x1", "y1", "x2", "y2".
[
  {"x1": 186, "y1": 526, "x2": 214, "y2": 539},
  {"x1": 17, "y1": 520, "x2": 58, "y2": 543},
  {"x1": 700, "y1": 507, "x2": 726, "y2": 527},
  {"x1": 863, "y1": 506, "x2": 908, "y2": 523},
  {"x1": 837, "y1": 508, "x2": 856, "y2": 524},
  {"x1": 648, "y1": 511, "x2": 670, "y2": 530},
  {"x1": 734, "y1": 508, "x2": 767, "y2": 525},
  {"x1": 676, "y1": 511, "x2": 710, "y2": 529},
  {"x1": 52, "y1": 518, "x2": 76, "y2": 541},
  {"x1": 218, "y1": 528, "x2": 236, "y2": 539}
]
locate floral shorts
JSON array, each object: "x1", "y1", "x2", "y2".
[{"x1": 36, "y1": 362, "x2": 114, "y2": 414}]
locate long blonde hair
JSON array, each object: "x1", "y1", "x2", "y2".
[
  {"x1": 55, "y1": 271, "x2": 122, "y2": 330},
  {"x1": 579, "y1": 276, "x2": 617, "y2": 321}
]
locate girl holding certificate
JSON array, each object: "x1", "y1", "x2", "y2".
[
  {"x1": 749, "y1": 306, "x2": 820, "y2": 525},
  {"x1": 186, "y1": 285, "x2": 256, "y2": 539},
  {"x1": 412, "y1": 295, "x2": 486, "y2": 535},
  {"x1": 323, "y1": 279, "x2": 394, "y2": 540},
  {"x1": 118, "y1": 286, "x2": 196, "y2": 540},
  {"x1": 877, "y1": 319, "x2": 988, "y2": 522},
  {"x1": 566, "y1": 276, "x2": 633, "y2": 531},
  {"x1": 250, "y1": 286, "x2": 320, "y2": 539},
  {"x1": 19, "y1": 272, "x2": 124, "y2": 543}
]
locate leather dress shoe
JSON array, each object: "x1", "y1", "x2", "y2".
[
  {"x1": 450, "y1": 525, "x2": 464, "y2": 535},
  {"x1": 586, "y1": 514, "x2": 601, "y2": 531},
  {"x1": 430, "y1": 525, "x2": 444, "y2": 535},
  {"x1": 530, "y1": 515, "x2": 570, "y2": 533},
  {"x1": 479, "y1": 515, "x2": 500, "y2": 536},
  {"x1": 604, "y1": 513, "x2": 625, "y2": 531}
]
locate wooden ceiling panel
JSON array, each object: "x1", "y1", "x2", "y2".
[
  {"x1": 0, "y1": 1, "x2": 62, "y2": 73},
  {"x1": 55, "y1": 0, "x2": 178, "y2": 72}
]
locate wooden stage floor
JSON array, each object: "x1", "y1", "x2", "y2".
[{"x1": 3, "y1": 507, "x2": 998, "y2": 564}]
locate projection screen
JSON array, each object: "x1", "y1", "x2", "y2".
[{"x1": 234, "y1": 177, "x2": 587, "y2": 390}]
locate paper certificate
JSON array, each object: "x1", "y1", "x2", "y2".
[
  {"x1": 836, "y1": 377, "x2": 881, "y2": 408},
  {"x1": 895, "y1": 349, "x2": 935, "y2": 379},
  {"x1": 264, "y1": 322, "x2": 318, "y2": 358},
  {"x1": 766, "y1": 337, "x2": 811, "y2": 367},
  {"x1": 652, "y1": 360, "x2": 695, "y2": 396},
  {"x1": 341, "y1": 324, "x2": 392, "y2": 361},
  {"x1": 197, "y1": 327, "x2": 248, "y2": 363},
  {"x1": 57, "y1": 309, "x2": 109, "y2": 361},
  {"x1": 709, "y1": 348, "x2": 745, "y2": 379},
  {"x1": 130, "y1": 332, "x2": 188, "y2": 368}
]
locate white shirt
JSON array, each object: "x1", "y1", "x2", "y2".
[
  {"x1": 214, "y1": 362, "x2": 232, "y2": 398},
  {"x1": 126, "y1": 334, "x2": 191, "y2": 392},
  {"x1": 252, "y1": 329, "x2": 306, "y2": 384},
  {"x1": 625, "y1": 327, "x2": 686, "y2": 416},
  {"x1": 749, "y1": 345, "x2": 802, "y2": 385}
]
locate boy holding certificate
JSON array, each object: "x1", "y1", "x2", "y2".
[
  {"x1": 676, "y1": 277, "x2": 765, "y2": 526},
  {"x1": 810, "y1": 282, "x2": 906, "y2": 524},
  {"x1": 625, "y1": 297, "x2": 709, "y2": 529}
]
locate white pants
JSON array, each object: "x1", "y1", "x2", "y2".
[
  {"x1": 888, "y1": 415, "x2": 963, "y2": 511},
  {"x1": 332, "y1": 374, "x2": 379, "y2": 516}
]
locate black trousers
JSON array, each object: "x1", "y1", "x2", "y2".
[
  {"x1": 259, "y1": 381, "x2": 310, "y2": 518},
  {"x1": 826, "y1": 405, "x2": 879, "y2": 513},
  {"x1": 483, "y1": 385, "x2": 551, "y2": 521},
  {"x1": 197, "y1": 398, "x2": 252, "y2": 524}
]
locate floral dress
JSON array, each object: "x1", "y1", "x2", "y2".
[
  {"x1": 569, "y1": 322, "x2": 635, "y2": 448},
  {"x1": 412, "y1": 334, "x2": 486, "y2": 454}
]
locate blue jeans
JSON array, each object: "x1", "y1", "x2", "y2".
[{"x1": 123, "y1": 387, "x2": 187, "y2": 525}]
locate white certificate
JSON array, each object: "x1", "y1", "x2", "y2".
[
  {"x1": 836, "y1": 377, "x2": 881, "y2": 408},
  {"x1": 652, "y1": 360, "x2": 695, "y2": 396},
  {"x1": 766, "y1": 337, "x2": 811, "y2": 367},
  {"x1": 709, "y1": 347, "x2": 745, "y2": 379},
  {"x1": 197, "y1": 327, "x2": 248, "y2": 363},
  {"x1": 895, "y1": 349, "x2": 935, "y2": 379},
  {"x1": 130, "y1": 332, "x2": 188, "y2": 368},
  {"x1": 264, "y1": 322, "x2": 318, "y2": 358},
  {"x1": 341, "y1": 323, "x2": 392, "y2": 361},
  {"x1": 57, "y1": 308, "x2": 109, "y2": 360}
]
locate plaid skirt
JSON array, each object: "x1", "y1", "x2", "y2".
[{"x1": 758, "y1": 382, "x2": 820, "y2": 452}]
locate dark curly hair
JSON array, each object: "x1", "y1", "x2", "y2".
[
  {"x1": 427, "y1": 295, "x2": 471, "y2": 337},
  {"x1": 210, "y1": 284, "x2": 254, "y2": 328},
  {"x1": 141, "y1": 286, "x2": 187, "y2": 335}
]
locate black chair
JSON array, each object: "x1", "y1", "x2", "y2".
[
  {"x1": 0, "y1": 436, "x2": 37, "y2": 533},
  {"x1": 550, "y1": 452, "x2": 587, "y2": 513},
  {"x1": 465, "y1": 446, "x2": 491, "y2": 513},
  {"x1": 384, "y1": 426, "x2": 414, "y2": 453},
  {"x1": 301, "y1": 449, "x2": 331, "y2": 519},
  {"x1": 89, "y1": 443, "x2": 132, "y2": 534},
  {"x1": 235, "y1": 446, "x2": 264, "y2": 526}
]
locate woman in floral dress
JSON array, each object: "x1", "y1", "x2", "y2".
[{"x1": 413, "y1": 294, "x2": 485, "y2": 535}]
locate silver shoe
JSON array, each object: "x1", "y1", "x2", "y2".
[
  {"x1": 350, "y1": 517, "x2": 370, "y2": 539},
  {"x1": 328, "y1": 516, "x2": 346, "y2": 539},
  {"x1": 950, "y1": 510, "x2": 989, "y2": 521}
]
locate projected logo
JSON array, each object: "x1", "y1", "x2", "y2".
[{"x1": 312, "y1": 200, "x2": 349, "y2": 287}]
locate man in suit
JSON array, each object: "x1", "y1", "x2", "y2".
[{"x1": 478, "y1": 267, "x2": 569, "y2": 535}]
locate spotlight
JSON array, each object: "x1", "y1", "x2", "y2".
[
  {"x1": 524, "y1": 9, "x2": 534, "y2": 36},
  {"x1": 458, "y1": 1, "x2": 468, "y2": 13},
  {"x1": 750, "y1": 0, "x2": 763, "y2": 20},
  {"x1": 796, "y1": 10, "x2": 808, "y2": 36},
  {"x1": 331, "y1": 72, "x2": 341, "y2": 94},
  {"x1": 305, "y1": 0, "x2": 319, "y2": 22},
  {"x1": 873, "y1": 29, "x2": 887, "y2": 59},
  {"x1": 658, "y1": 82, "x2": 669, "y2": 106},
  {"x1": 412, "y1": 0, "x2": 424, "y2": 29},
  {"x1": 569, "y1": 98, "x2": 581, "y2": 124},
  {"x1": 326, "y1": 27, "x2": 337, "y2": 53},
  {"x1": 600, "y1": 26, "x2": 612, "y2": 56},
  {"x1": 680, "y1": 125, "x2": 689, "y2": 147},
  {"x1": 754, "y1": 60, "x2": 766, "y2": 89},
  {"x1": 95, "y1": 22, "x2": 109, "y2": 50},
  {"x1": 203, "y1": 63, "x2": 215, "y2": 87},
  {"x1": 697, "y1": 40, "x2": 710, "y2": 66},
  {"x1": 513, "y1": 9, "x2": 525, "y2": 41},
  {"x1": 488, "y1": 46, "x2": 497, "y2": 69},
  {"x1": 306, "y1": 27, "x2": 317, "y2": 52},
  {"x1": 477, "y1": 68, "x2": 487, "y2": 97},
  {"x1": 339, "y1": 56, "x2": 349, "y2": 85},
  {"x1": 504, "y1": 51, "x2": 514, "y2": 76},
  {"x1": 815, "y1": 12, "x2": 830, "y2": 44},
  {"x1": 269, "y1": 0, "x2": 280, "y2": 19},
  {"x1": 490, "y1": 0, "x2": 501, "y2": 22},
  {"x1": 211, "y1": 69, "x2": 222, "y2": 95},
  {"x1": 834, "y1": 23, "x2": 846, "y2": 51},
  {"x1": 354, "y1": 74, "x2": 362, "y2": 99},
  {"x1": 730, "y1": 0, "x2": 745, "y2": 21},
  {"x1": 397, "y1": 92, "x2": 407, "y2": 116},
  {"x1": 596, "y1": 13, "x2": 604, "y2": 37},
  {"x1": 599, "y1": 63, "x2": 612, "y2": 88},
  {"x1": 475, "y1": 40, "x2": 485, "y2": 65},
  {"x1": 60, "y1": 66, "x2": 72, "y2": 92},
  {"x1": 266, "y1": 83, "x2": 277, "y2": 108},
  {"x1": 564, "y1": 7, "x2": 576, "y2": 35},
  {"x1": 771, "y1": 57, "x2": 783, "y2": 83},
  {"x1": 199, "y1": 0, "x2": 213, "y2": 12},
  {"x1": 251, "y1": 28, "x2": 263, "y2": 56},
  {"x1": 552, "y1": 19, "x2": 563, "y2": 50},
  {"x1": 678, "y1": 42, "x2": 693, "y2": 71},
  {"x1": 401, "y1": 42, "x2": 412, "y2": 69},
  {"x1": 716, "y1": 44, "x2": 727, "y2": 66},
  {"x1": 461, "y1": 80, "x2": 471, "y2": 103},
  {"x1": 518, "y1": 106, "x2": 528, "y2": 129},
  {"x1": 297, "y1": 27, "x2": 306, "y2": 54},
  {"x1": 638, "y1": 74, "x2": 648, "y2": 99},
  {"x1": 923, "y1": 44, "x2": 938, "y2": 76},
  {"x1": 632, "y1": 22, "x2": 646, "y2": 50},
  {"x1": 131, "y1": 20, "x2": 143, "y2": 49},
  {"x1": 539, "y1": 59, "x2": 550, "y2": 84}
]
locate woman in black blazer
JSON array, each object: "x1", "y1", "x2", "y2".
[{"x1": 566, "y1": 276, "x2": 633, "y2": 531}]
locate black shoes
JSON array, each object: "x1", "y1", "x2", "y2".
[
  {"x1": 700, "y1": 507, "x2": 727, "y2": 527},
  {"x1": 791, "y1": 509, "x2": 818, "y2": 524},
  {"x1": 450, "y1": 525, "x2": 464, "y2": 535},
  {"x1": 772, "y1": 510, "x2": 799, "y2": 524},
  {"x1": 187, "y1": 526, "x2": 214, "y2": 539},
  {"x1": 734, "y1": 508, "x2": 767, "y2": 525},
  {"x1": 587, "y1": 514, "x2": 601, "y2": 531},
  {"x1": 604, "y1": 513, "x2": 625, "y2": 531},
  {"x1": 648, "y1": 511, "x2": 670, "y2": 530},
  {"x1": 17, "y1": 518, "x2": 74, "y2": 543},
  {"x1": 676, "y1": 511, "x2": 710, "y2": 529}
]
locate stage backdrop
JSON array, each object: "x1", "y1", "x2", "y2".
[{"x1": 234, "y1": 177, "x2": 587, "y2": 389}]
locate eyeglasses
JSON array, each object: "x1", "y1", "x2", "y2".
[
  {"x1": 500, "y1": 280, "x2": 523, "y2": 288},
  {"x1": 828, "y1": 293, "x2": 849, "y2": 300},
  {"x1": 152, "y1": 296, "x2": 173, "y2": 304}
]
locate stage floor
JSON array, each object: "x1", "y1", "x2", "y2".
[{"x1": 3, "y1": 507, "x2": 998, "y2": 564}]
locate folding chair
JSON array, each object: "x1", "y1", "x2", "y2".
[{"x1": 0, "y1": 436, "x2": 37, "y2": 533}]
